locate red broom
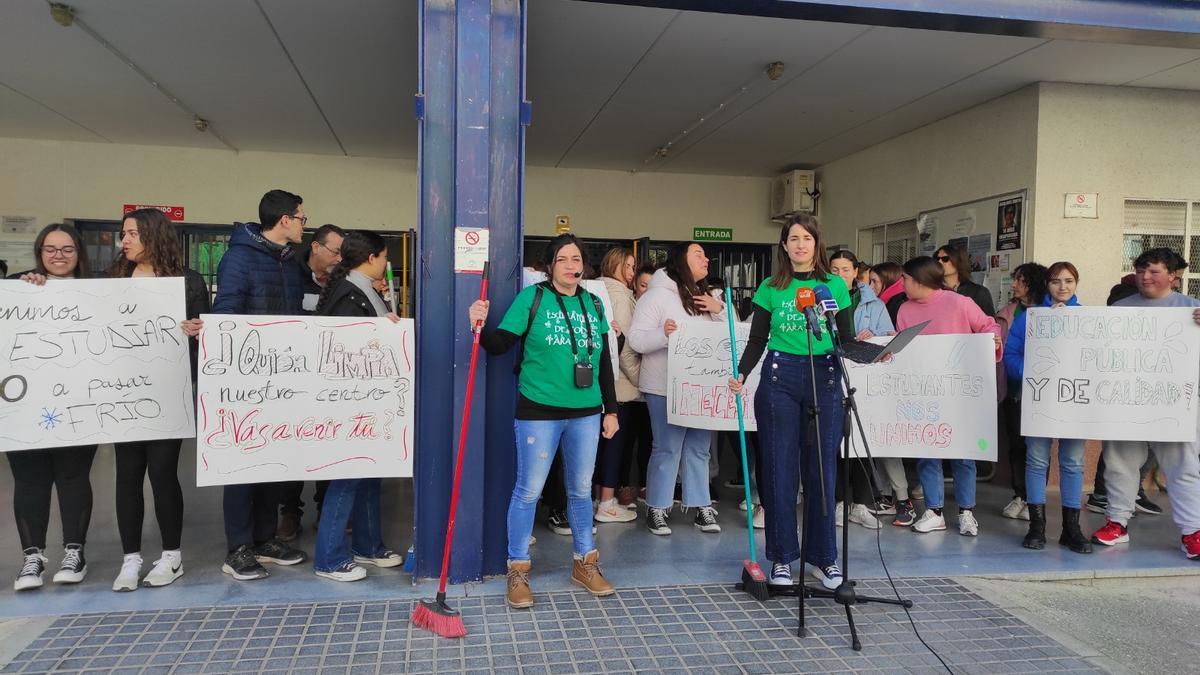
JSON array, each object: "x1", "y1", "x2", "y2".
[{"x1": 412, "y1": 262, "x2": 490, "y2": 638}]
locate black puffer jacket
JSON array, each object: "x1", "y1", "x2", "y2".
[
  {"x1": 955, "y1": 279, "x2": 996, "y2": 317},
  {"x1": 211, "y1": 222, "x2": 305, "y2": 316},
  {"x1": 317, "y1": 276, "x2": 386, "y2": 318}
]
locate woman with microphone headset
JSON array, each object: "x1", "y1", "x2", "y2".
[
  {"x1": 729, "y1": 214, "x2": 853, "y2": 590},
  {"x1": 468, "y1": 234, "x2": 619, "y2": 609}
]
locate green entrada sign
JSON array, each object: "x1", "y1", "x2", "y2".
[{"x1": 693, "y1": 227, "x2": 733, "y2": 242}]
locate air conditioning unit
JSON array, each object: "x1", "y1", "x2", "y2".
[{"x1": 770, "y1": 170, "x2": 815, "y2": 220}]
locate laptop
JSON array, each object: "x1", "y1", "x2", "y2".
[{"x1": 838, "y1": 320, "x2": 930, "y2": 364}]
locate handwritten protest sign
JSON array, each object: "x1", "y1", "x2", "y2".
[
  {"x1": 842, "y1": 334, "x2": 996, "y2": 460},
  {"x1": 582, "y1": 280, "x2": 620, "y2": 382},
  {"x1": 195, "y1": 315, "x2": 415, "y2": 486},
  {"x1": 667, "y1": 321, "x2": 762, "y2": 431},
  {"x1": 0, "y1": 278, "x2": 194, "y2": 452},
  {"x1": 1021, "y1": 307, "x2": 1200, "y2": 442}
]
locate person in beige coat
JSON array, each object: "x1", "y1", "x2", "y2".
[{"x1": 594, "y1": 248, "x2": 642, "y2": 523}]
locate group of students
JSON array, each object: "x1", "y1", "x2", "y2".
[{"x1": 8, "y1": 190, "x2": 406, "y2": 592}]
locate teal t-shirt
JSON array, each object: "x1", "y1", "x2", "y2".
[
  {"x1": 751, "y1": 274, "x2": 852, "y2": 356},
  {"x1": 498, "y1": 283, "x2": 610, "y2": 409}
]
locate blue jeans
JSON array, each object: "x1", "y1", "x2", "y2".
[
  {"x1": 508, "y1": 416, "x2": 600, "y2": 561},
  {"x1": 917, "y1": 459, "x2": 976, "y2": 511},
  {"x1": 313, "y1": 478, "x2": 387, "y2": 572},
  {"x1": 645, "y1": 395, "x2": 713, "y2": 509},
  {"x1": 755, "y1": 352, "x2": 843, "y2": 567},
  {"x1": 1026, "y1": 437, "x2": 1085, "y2": 508}
]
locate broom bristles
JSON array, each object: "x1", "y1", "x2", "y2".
[
  {"x1": 412, "y1": 599, "x2": 467, "y2": 638},
  {"x1": 742, "y1": 562, "x2": 771, "y2": 602}
]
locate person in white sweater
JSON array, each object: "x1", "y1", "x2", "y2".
[{"x1": 628, "y1": 242, "x2": 726, "y2": 536}]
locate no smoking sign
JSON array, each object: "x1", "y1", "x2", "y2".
[{"x1": 454, "y1": 227, "x2": 489, "y2": 274}]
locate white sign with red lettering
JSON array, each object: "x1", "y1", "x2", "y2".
[
  {"x1": 667, "y1": 321, "x2": 761, "y2": 431},
  {"x1": 195, "y1": 315, "x2": 415, "y2": 486}
]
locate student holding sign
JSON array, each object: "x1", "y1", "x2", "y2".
[
  {"x1": 628, "y1": 242, "x2": 726, "y2": 538},
  {"x1": 468, "y1": 234, "x2": 619, "y2": 608},
  {"x1": 8, "y1": 224, "x2": 99, "y2": 591},
  {"x1": 896, "y1": 256, "x2": 1001, "y2": 538},
  {"x1": 107, "y1": 209, "x2": 211, "y2": 591},
  {"x1": 730, "y1": 215, "x2": 852, "y2": 590},
  {"x1": 1091, "y1": 248, "x2": 1200, "y2": 560},
  {"x1": 1003, "y1": 261, "x2": 1092, "y2": 554},
  {"x1": 310, "y1": 231, "x2": 406, "y2": 581}
]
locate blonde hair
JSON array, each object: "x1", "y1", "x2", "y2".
[{"x1": 599, "y1": 247, "x2": 634, "y2": 284}]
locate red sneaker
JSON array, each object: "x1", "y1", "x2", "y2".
[
  {"x1": 1183, "y1": 531, "x2": 1200, "y2": 560},
  {"x1": 1091, "y1": 520, "x2": 1129, "y2": 546}
]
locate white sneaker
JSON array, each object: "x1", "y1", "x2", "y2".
[
  {"x1": 739, "y1": 500, "x2": 749, "y2": 512},
  {"x1": 14, "y1": 548, "x2": 47, "y2": 591},
  {"x1": 752, "y1": 505, "x2": 765, "y2": 529},
  {"x1": 143, "y1": 551, "x2": 183, "y2": 587},
  {"x1": 835, "y1": 502, "x2": 844, "y2": 528},
  {"x1": 1018, "y1": 503, "x2": 1029, "y2": 521},
  {"x1": 958, "y1": 510, "x2": 979, "y2": 537},
  {"x1": 1001, "y1": 496, "x2": 1026, "y2": 520},
  {"x1": 912, "y1": 510, "x2": 946, "y2": 533},
  {"x1": 113, "y1": 553, "x2": 143, "y2": 592},
  {"x1": 594, "y1": 499, "x2": 636, "y2": 523},
  {"x1": 849, "y1": 503, "x2": 882, "y2": 530}
]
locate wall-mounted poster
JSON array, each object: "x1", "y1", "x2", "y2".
[{"x1": 996, "y1": 197, "x2": 1023, "y2": 250}]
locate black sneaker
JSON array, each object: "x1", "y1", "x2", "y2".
[
  {"x1": 52, "y1": 544, "x2": 86, "y2": 584},
  {"x1": 222, "y1": 545, "x2": 269, "y2": 581},
  {"x1": 1136, "y1": 492, "x2": 1164, "y2": 515},
  {"x1": 693, "y1": 506, "x2": 721, "y2": 533},
  {"x1": 14, "y1": 548, "x2": 47, "y2": 591},
  {"x1": 254, "y1": 539, "x2": 307, "y2": 566},
  {"x1": 647, "y1": 507, "x2": 672, "y2": 536},
  {"x1": 768, "y1": 561, "x2": 792, "y2": 587},
  {"x1": 1085, "y1": 492, "x2": 1108, "y2": 514},
  {"x1": 547, "y1": 510, "x2": 572, "y2": 536},
  {"x1": 892, "y1": 500, "x2": 916, "y2": 527}
]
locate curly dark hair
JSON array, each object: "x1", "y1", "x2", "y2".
[{"x1": 109, "y1": 208, "x2": 184, "y2": 277}]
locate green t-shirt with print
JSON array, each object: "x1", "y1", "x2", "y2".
[
  {"x1": 498, "y1": 283, "x2": 610, "y2": 409},
  {"x1": 751, "y1": 274, "x2": 852, "y2": 356}
]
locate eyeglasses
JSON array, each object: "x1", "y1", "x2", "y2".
[
  {"x1": 41, "y1": 245, "x2": 77, "y2": 257},
  {"x1": 936, "y1": 255, "x2": 952, "y2": 263},
  {"x1": 289, "y1": 214, "x2": 309, "y2": 227},
  {"x1": 317, "y1": 240, "x2": 341, "y2": 257}
]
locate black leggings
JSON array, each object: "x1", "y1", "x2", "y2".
[
  {"x1": 620, "y1": 401, "x2": 652, "y2": 487},
  {"x1": 114, "y1": 440, "x2": 184, "y2": 554},
  {"x1": 8, "y1": 446, "x2": 97, "y2": 551},
  {"x1": 835, "y1": 457, "x2": 876, "y2": 506}
]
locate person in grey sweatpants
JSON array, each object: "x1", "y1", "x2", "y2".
[{"x1": 1089, "y1": 248, "x2": 1200, "y2": 560}]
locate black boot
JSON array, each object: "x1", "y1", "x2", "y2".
[
  {"x1": 1059, "y1": 506, "x2": 1093, "y2": 554},
  {"x1": 1022, "y1": 504, "x2": 1046, "y2": 550}
]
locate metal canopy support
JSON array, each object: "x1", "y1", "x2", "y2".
[{"x1": 415, "y1": 0, "x2": 526, "y2": 583}]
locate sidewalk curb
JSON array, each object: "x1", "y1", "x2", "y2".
[{"x1": 963, "y1": 565, "x2": 1200, "y2": 582}]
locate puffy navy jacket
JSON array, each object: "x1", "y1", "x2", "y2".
[{"x1": 212, "y1": 222, "x2": 305, "y2": 316}]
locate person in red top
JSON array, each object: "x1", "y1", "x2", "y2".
[{"x1": 895, "y1": 256, "x2": 1001, "y2": 538}]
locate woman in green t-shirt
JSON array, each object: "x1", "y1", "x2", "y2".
[
  {"x1": 730, "y1": 214, "x2": 852, "y2": 591},
  {"x1": 467, "y1": 234, "x2": 619, "y2": 609}
]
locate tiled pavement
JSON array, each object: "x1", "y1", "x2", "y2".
[{"x1": 1, "y1": 577, "x2": 1103, "y2": 674}]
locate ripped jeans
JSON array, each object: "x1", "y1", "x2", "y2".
[{"x1": 508, "y1": 415, "x2": 601, "y2": 562}]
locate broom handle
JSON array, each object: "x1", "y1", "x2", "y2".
[
  {"x1": 437, "y1": 263, "x2": 490, "y2": 595},
  {"x1": 726, "y1": 301, "x2": 758, "y2": 565}
]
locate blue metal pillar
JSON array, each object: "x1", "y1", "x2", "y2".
[{"x1": 415, "y1": 0, "x2": 526, "y2": 583}]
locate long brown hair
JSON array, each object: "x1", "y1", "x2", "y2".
[
  {"x1": 33, "y1": 223, "x2": 89, "y2": 277},
  {"x1": 599, "y1": 247, "x2": 634, "y2": 286},
  {"x1": 769, "y1": 214, "x2": 831, "y2": 290},
  {"x1": 665, "y1": 241, "x2": 710, "y2": 316},
  {"x1": 109, "y1": 208, "x2": 184, "y2": 277}
]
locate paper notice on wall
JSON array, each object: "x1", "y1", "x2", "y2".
[
  {"x1": 2, "y1": 216, "x2": 36, "y2": 235},
  {"x1": 0, "y1": 278, "x2": 195, "y2": 452},
  {"x1": 844, "y1": 334, "x2": 997, "y2": 460},
  {"x1": 667, "y1": 320, "x2": 761, "y2": 431},
  {"x1": 195, "y1": 315, "x2": 416, "y2": 486},
  {"x1": 1020, "y1": 307, "x2": 1200, "y2": 442},
  {"x1": 454, "y1": 227, "x2": 489, "y2": 274}
]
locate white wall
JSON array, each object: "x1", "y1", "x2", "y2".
[
  {"x1": 816, "y1": 85, "x2": 1040, "y2": 254},
  {"x1": 0, "y1": 136, "x2": 773, "y2": 271},
  {"x1": 1033, "y1": 82, "x2": 1200, "y2": 304}
]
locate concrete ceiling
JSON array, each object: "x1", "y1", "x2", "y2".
[{"x1": 2, "y1": 0, "x2": 1200, "y2": 177}]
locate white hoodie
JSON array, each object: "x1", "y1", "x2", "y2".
[{"x1": 627, "y1": 269, "x2": 726, "y2": 397}]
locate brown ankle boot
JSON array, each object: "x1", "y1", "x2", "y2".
[
  {"x1": 571, "y1": 550, "x2": 614, "y2": 597},
  {"x1": 506, "y1": 561, "x2": 533, "y2": 608}
]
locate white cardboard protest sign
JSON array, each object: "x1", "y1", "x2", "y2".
[
  {"x1": 0, "y1": 278, "x2": 194, "y2": 452},
  {"x1": 1021, "y1": 307, "x2": 1200, "y2": 442},
  {"x1": 845, "y1": 333, "x2": 998, "y2": 460},
  {"x1": 195, "y1": 315, "x2": 415, "y2": 486},
  {"x1": 667, "y1": 320, "x2": 762, "y2": 431},
  {"x1": 582, "y1": 280, "x2": 619, "y2": 382}
]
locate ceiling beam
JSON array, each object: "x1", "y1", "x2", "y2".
[{"x1": 579, "y1": 0, "x2": 1200, "y2": 49}]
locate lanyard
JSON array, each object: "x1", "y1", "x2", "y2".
[{"x1": 550, "y1": 284, "x2": 594, "y2": 361}]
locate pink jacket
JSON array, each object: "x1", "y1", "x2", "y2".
[{"x1": 897, "y1": 289, "x2": 1002, "y2": 362}]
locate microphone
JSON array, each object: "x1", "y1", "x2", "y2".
[
  {"x1": 813, "y1": 284, "x2": 840, "y2": 340},
  {"x1": 572, "y1": 272, "x2": 583, "y2": 278},
  {"x1": 795, "y1": 287, "x2": 823, "y2": 340}
]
